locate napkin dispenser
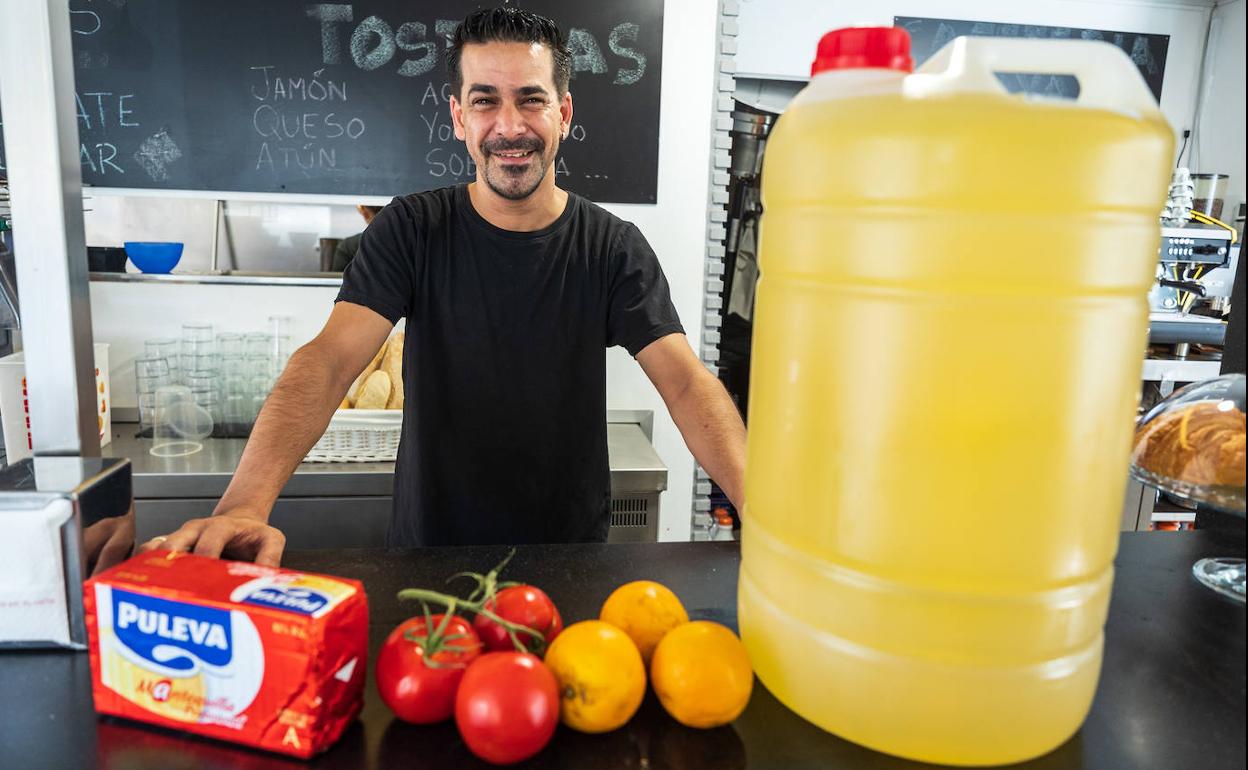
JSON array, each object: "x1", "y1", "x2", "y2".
[{"x1": 0, "y1": 457, "x2": 132, "y2": 649}]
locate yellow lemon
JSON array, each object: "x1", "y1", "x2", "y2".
[
  {"x1": 599, "y1": 580, "x2": 689, "y2": 665},
  {"x1": 651, "y1": 621, "x2": 753, "y2": 728},
  {"x1": 543, "y1": 620, "x2": 646, "y2": 733}
]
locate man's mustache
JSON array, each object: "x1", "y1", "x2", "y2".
[{"x1": 482, "y1": 137, "x2": 545, "y2": 155}]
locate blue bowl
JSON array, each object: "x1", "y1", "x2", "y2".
[{"x1": 124, "y1": 241, "x2": 183, "y2": 274}]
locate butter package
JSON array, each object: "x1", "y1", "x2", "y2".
[{"x1": 83, "y1": 550, "x2": 367, "y2": 758}]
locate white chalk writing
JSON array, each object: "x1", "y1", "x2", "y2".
[
  {"x1": 250, "y1": 66, "x2": 348, "y2": 102},
  {"x1": 567, "y1": 28, "x2": 608, "y2": 77},
  {"x1": 305, "y1": 3, "x2": 352, "y2": 64},
  {"x1": 70, "y1": 90, "x2": 145, "y2": 177},
  {"x1": 304, "y1": 8, "x2": 649, "y2": 85},
  {"x1": 424, "y1": 147, "x2": 476, "y2": 179},
  {"x1": 608, "y1": 23, "x2": 646, "y2": 85},
  {"x1": 249, "y1": 64, "x2": 364, "y2": 176}
]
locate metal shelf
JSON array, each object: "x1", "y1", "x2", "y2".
[
  {"x1": 89, "y1": 270, "x2": 342, "y2": 288},
  {"x1": 1141, "y1": 357, "x2": 1223, "y2": 383},
  {"x1": 1151, "y1": 511, "x2": 1198, "y2": 523}
]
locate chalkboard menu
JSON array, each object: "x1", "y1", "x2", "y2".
[
  {"x1": 0, "y1": 1, "x2": 664, "y2": 203},
  {"x1": 895, "y1": 17, "x2": 1169, "y2": 102}
]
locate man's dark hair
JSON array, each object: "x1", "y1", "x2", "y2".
[{"x1": 446, "y1": 7, "x2": 572, "y2": 99}]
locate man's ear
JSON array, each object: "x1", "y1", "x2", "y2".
[
  {"x1": 450, "y1": 95, "x2": 467, "y2": 141},
  {"x1": 560, "y1": 91, "x2": 574, "y2": 137}
]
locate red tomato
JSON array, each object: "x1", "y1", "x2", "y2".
[
  {"x1": 376, "y1": 614, "x2": 482, "y2": 724},
  {"x1": 455, "y1": 652, "x2": 559, "y2": 765},
  {"x1": 473, "y1": 585, "x2": 563, "y2": 653}
]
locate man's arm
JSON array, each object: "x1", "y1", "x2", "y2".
[
  {"x1": 138, "y1": 302, "x2": 393, "y2": 565},
  {"x1": 636, "y1": 333, "x2": 747, "y2": 512}
]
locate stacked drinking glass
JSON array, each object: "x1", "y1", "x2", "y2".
[{"x1": 137, "y1": 315, "x2": 294, "y2": 439}]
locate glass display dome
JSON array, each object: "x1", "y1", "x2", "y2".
[{"x1": 1130, "y1": 374, "x2": 1245, "y2": 515}]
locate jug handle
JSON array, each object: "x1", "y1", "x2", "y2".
[{"x1": 911, "y1": 37, "x2": 1164, "y2": 120}]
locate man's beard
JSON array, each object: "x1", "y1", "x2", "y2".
[{"x1": 480, "y1": 136, "x2": 557, "y2": 201}]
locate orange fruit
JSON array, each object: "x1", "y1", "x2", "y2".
[
  {"x1": 599, "y1": 580, "x2": 689, "y2": 664},
  {"x1": 543, "y1": 620, "x2": 646, "y2": 733},
  {"x1": 650, "y1": 621, "x2": 753, "y2": 728}
]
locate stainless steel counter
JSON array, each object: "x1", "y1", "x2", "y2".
[
  {"x1": 103, "y1": 422, "x2": 667, "y2": 498},
  {"x1": 102, "y1": 419, "x2": 668, "y2": 546},
  {"x1": 103, "y1": 429, "x2": 393, "y2": 499}
]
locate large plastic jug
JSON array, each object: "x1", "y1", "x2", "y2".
[{"x1": 738, "y1": 28, "x2": 1173, "y2": 766}]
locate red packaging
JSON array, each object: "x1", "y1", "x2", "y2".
[{"x1": 83, "y1": 550, "x2": 368, "y2": 758}]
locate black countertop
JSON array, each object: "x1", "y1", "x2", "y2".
[{"x1": 1, "y1": 533, "x2": 1244, "y2": 770}]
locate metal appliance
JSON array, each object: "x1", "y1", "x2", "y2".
[
  {"x1": 1144, "y1": 222, "x2": 1239, "y2": 398},
  {"x1": 1149, "y1": 223, "x2": 1237, "y2": 326},
  {"x1": 716, "y1": 101, "x2": 779, "y2": 426},
  {"x1": 0, "y1": 456, "x2": 132, "y2": 649}
]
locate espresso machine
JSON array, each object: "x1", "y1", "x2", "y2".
[
  {"x1": 1144, "y1": 216, "x2": 1241, "y2": 403},
  {"x1": 1148, "y1": 222, "x2": 1237, "y2": 345}
]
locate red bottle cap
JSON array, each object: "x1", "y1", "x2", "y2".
[{"x1": 811, "y1": 27, "x2": 913, "y2": 75}]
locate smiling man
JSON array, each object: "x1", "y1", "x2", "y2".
[{"x1": 140, "y1": 7, "x2": 746, "y2": 564}]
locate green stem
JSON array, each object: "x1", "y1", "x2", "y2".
[
  {"x1": 397, "y1": 548, "x2": 544, "y2": 654},
  {"x1": 398, "y1": 587, "x2": 464, "y2": 609},
  {"x1": 402, "y1": 596, "x2": 473, "y2": 670},
  {"x1": 398, "y1": 587, "x2": 545, "y2": 652}
]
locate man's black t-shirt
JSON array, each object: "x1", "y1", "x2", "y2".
[{"x1": 336, "y1": 184, "x2": 683, "y2": 546}]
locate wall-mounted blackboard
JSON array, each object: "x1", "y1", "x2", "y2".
[
  {"x1": 895, "y1": 17, "x2": 1169, "y2": 102},
  {"x1": 0, "y1": 1, "x2": 664, "y2": 203}
]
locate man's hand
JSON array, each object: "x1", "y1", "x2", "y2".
[{"x1": 138, "y1": 510, "x2": 287, "y2": 567}]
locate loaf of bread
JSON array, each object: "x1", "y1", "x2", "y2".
[
  {"x1": 381, "y1": 332, "x2": 404, "y2": 409},
  {"x1": 346, "y1": 342, "x2": 388, "y2": 406},
  {"x1": 1133, "y1": 402, "x2": 1246, "y2": 487},
  {"x1": 354, "y1": 370, "x2": 392, "y2": 410}
]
